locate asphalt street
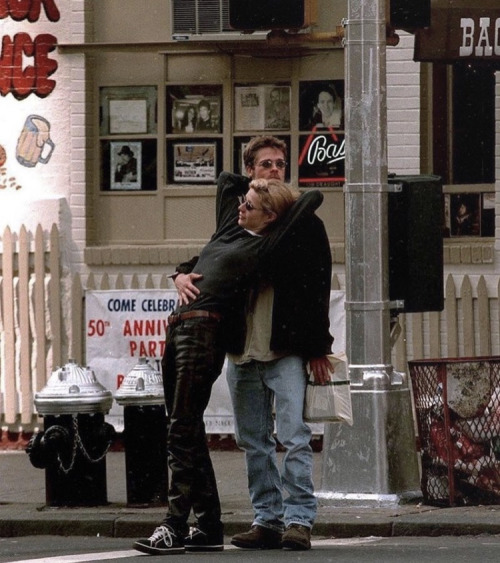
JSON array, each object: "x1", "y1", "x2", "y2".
[{"x1": 1, "y1": 535, "x2": 500, "y2": 563}]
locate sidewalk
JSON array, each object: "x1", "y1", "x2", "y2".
[{"x1": 1, "y1": 449, "x2": 500, "y2": 539}]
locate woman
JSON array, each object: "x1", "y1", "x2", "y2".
[
  {"x1": 133, "y1": 175, "x2": 322, "y2": 556},
  {"x1": 310, "y1": 86, "x2": 343, "y2": 129},
  {"x1": 182, "y1": 106, "x2": 197, "y2": 133}
]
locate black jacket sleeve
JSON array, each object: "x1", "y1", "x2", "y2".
[{"x1": 175, "y1": 255, "x2": 199, "y2": 275}]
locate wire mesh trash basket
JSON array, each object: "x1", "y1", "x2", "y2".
[{"x1": 409, "y1": 357, "x2": 500, "y2": 507}]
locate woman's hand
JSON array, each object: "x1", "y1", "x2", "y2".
[{"x1": 174, "y1": 272, "x2": 203, "y2": 306}]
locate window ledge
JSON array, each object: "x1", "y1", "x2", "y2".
[
  {"x1": 443, "y1": 240, "x2": 494, "y2": 264},
  {"x1": 84, "y1": 245, "x2": 206, "y2": 266},
  {"x1": 85, "y1": 242, "x2": 347, "y2": 266},
  {"x1": 85, "y1": 241, "x2": 491, "y2": 267}
]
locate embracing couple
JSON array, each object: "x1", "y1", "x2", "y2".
[{"x1": 133, "y1": 135, "x2": 334, "y2": 555}]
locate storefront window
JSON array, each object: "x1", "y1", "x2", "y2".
[
  {"x1": 452, "y1": 63, "x2": 495, "y2": 185},
  {"x1": 432, "y1": 63, "x2": 495, "y2": 238},
  {"x1": 433, "y1": 63, "x2": 495, "y2": 186}
]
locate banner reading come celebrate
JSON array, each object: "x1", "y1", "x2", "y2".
[{"x1": 86, "y1": 289, "x2": 346, "y2": 433}]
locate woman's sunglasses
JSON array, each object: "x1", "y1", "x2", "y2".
[{"x1": 238, "y1": 195, "x2": 263, "y2": 211}]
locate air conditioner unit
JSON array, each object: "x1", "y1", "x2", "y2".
[{"x1": 170, "y1": 0, "x2": 307, "y2": 41}]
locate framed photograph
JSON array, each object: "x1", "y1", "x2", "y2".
[
  {"x1": 235, "y1": 84, "x2": 290, "y2": 131},
  {"x1": 100, "y1": 86, "x2": 157, "y2": 135},
  {"x1": 265, "y1": 85, "x2": 290, "y2": 130},
  {"x1": 449, "y1": 193, "x2": 481, "y2": 237},
  {"x1": 298, "y1": 132, "x2": 345, "y2": 187},
  {"x1": 239, "y1": 141, "x2": 250, "y2": 176},
  {"x1": 481, "y1": 193, "x2": 495, "y2": 237},
  {"x1": 100, "y1": 140, "x2": 157, "y2": 191},
  {"x1": 167, "y1": 85, "x2": 222, "y2": 134},
  {"x1": 172, "y1": 142, "x2": 217, "y2": 183},
  {"x1": 443, "y1": 194, "x2": 451, "y2": 238},
  {"x1": 109, "y1": 99, "x2": 147, "y2": 134},
  {"x1": 110, "y1": 141, "x2": 142, "y2": 190},
  {"x1": 234, "y1": 86, "x2": 262, "y2": 131},
  {"x1": 299, "y1": 80, "x2": 345, "y2": 131}
]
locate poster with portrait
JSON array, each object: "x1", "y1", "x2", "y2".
[
  {"x1": 235, "y1": 84, "x2": 290, "y2": 131},
  {"x1": 448, "y1": 193, "x2": 481, "y2": 237},
  {"x1": 264, "y1": 85, "x2": 290, "y2": 130},
  {"x1": 110, "y1": 141, "x2": 142, "y2": 190},
  {"x1": 299, "y1": 80, "x2": 345, "y2": 131},
  {"x1": 167, "y1": 85, "x2": 222, "y2": 134},
  {"x1": 172, "y1": 143, "x2": 217, "y2": 183}
]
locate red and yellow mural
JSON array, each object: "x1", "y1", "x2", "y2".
[
  {"x1": 0, "y1": 0, "x2": 65, "y2": 194},
  {"x1": 0, "y1": 0, "x2": 59, "y2": 99}
]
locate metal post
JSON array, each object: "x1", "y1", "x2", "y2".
[{"x1": 319, "y1": 0, "x2": 420, "y2": 504}]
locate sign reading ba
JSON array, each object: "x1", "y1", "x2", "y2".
[
  {"x1": 415, "y1": 0, "x2": 500, "y2": 63},
  {"x1": 298, "y1": 129, "x2": 345, "y2": 188}
]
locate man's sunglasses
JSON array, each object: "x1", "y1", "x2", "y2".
[{"x1": 256, "y1": 159, "x2": 286, "y2": 170}]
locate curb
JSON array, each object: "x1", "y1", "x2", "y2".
[{"x1": 1, "y1": 504, "x2": 500, "y2": 539}]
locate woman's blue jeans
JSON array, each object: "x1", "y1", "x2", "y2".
[{"x1": 227, "y1": 355, "x2": 316, "y2": 531}]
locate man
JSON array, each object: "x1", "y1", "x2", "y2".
[
  {"x1": 196, "y1": 100, "x2": 215, "y2": 131},
  {"x1": 265, "y1": 88, "x2": 290, "y2": 129},
  {"x1": 114, "y1": 145, "x2": 137, "y2": 183},
  {"x1": 174, "y1": 135, "x2": 333, "y2": 551}
]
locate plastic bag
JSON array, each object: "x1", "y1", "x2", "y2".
[{"x1": 303, "y1": 353, "x2": 353, "y2": 425}]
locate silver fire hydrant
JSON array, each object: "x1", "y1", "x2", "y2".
[
  {"x1": 115, "y1": 357, "x2": 168, "y2": 507},
  {"x1": 26, "y1": 360, "x2": 115, "y2": 507}
]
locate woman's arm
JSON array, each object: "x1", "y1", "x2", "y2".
[
  {"x1": 215, "y1": 172, "x2": 250, "y2": 231},
  {"x1": 171, "y1": 172, "x2": 250, "y2": 305}
]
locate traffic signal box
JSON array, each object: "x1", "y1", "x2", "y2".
[
  {"x1": 388, "y1": 175, "x2": 444, "y2": 313},
  {"x1": 229, "y1": 0, "x2": 429, "y2": 32},
  {"x1": 229, "y1": 0, "x2": 316, "y2": 31},
  {"x1": 389, "y1": 0, "x2": 431, "y2": 29}
]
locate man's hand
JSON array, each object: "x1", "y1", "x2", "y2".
[
  {"x1": 309, "y1": 356, "x2": 333, "y2": 385},
  {"x1": 174, "y1": 272, "x2": 203, "y2": 306}
]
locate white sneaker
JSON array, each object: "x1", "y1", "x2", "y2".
[{"x1": 133, "y1": 525, "x2": 185, "y2": 555}]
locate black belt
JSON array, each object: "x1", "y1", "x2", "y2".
[{"x1": 168, "y1": 310, "x2": 222, "y2": 327}]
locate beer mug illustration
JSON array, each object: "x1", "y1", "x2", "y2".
[{"x1": 16, "y1": 115, "x2": 55, "y2": 167}]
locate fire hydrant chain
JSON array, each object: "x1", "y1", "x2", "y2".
[{"x1": 57, "y1": 415, "x2": 112, "y2": 474}]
